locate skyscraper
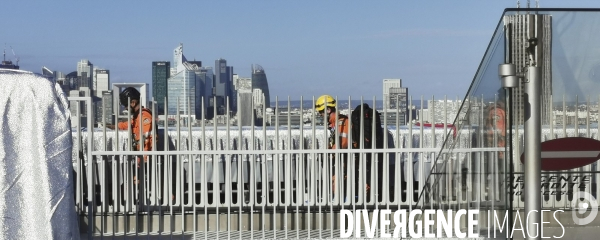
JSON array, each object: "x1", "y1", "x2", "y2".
[
  {"x1": 66, "y1": 71, "x2": 78, "y2": 90},
  {"x1": 94, "y1": 69, "x2": 110, "y2": 98},
  {"x1": 215, "y1": 59, "x2": 234, "y2": 114},
  {"x1": 251, "y1": 64, "x2": 270, "y2": 108},
  {"x1": 383, "y1": 79, "x2": 402, "y2": 110},
  {"x1": 504, "y1": 14, "x2": 552, "y2": 125},
  {"x1": 168, "y1": 66, "x2": 198, "y2": 117},
  {"x1": 77, "y1": 59, "x2": 93, "y2": 90},
  {"x1": 237, "y1": 89, "x2": 254, "y2": 126},
  {"x1": 167, "y1": 44, "x2": 205, "y2": 119},
  {"x1": 196, "y1": 67, "x2": 214, "y2": 119},
  {"x1": 152, "y1": 61, "x2": 170, "y2": 115},
  {"x1": 101, "y1": 90, "x2": 114, "y2": 125},
  {"x1": 382, "y1": 78, "x2": 408, "y2": 125}
]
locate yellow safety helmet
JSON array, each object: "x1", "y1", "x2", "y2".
[{"x1": 315, "y1": 95, "x2": 336, "y2": 112}]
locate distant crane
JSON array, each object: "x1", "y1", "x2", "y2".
[
  {"x1": 1, "y1": 44, "x2": 20, "y2": 69},
  {"x1": 10, "y1": 46, "x2": 19, "y2": 66}
]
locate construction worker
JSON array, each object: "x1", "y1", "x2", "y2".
[
  {"x1": 485, "y1": 101, "x2": 506, "y2": 160},
  {"x1": 315, "y1": 95, "x2": 349, "y2": 149},
  {"x1": 315, "y1": 95, "x2": 350, "y2": 197},
  {"x1": 107, "y1": 87, "x2": 154, "y2": 164}
]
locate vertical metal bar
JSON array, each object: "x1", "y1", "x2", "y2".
[
  {"x1": 189, "y1": 96, "x2": 196, "y2": 238},
  {"x1": 238, "y1": 96, "x2": 243, "y2": 240},
  {"x1": 395, "y1": 96, "x2": 401, "y2": 206},
  {"x1": 408, "y1": 96, "x2": 414, "y2": 206},
  {"x1": 419, "y1": 96, "x2": 424, "y2": 206},
  {"x1": 250, "y1": 96, "x2": 255, "y2": 240},
  {"x1": 226, "y1": 96, "x2": 231, "y2": 239},
  {"x1": 201, "y1": 97, "x2": 207, "y2": 239},
  {"x1": 296, "y1": 96, "x2": 303, "y2": 240},
  {"x1": 358, "y1": 97, "x2": 364, "y2": 206},
  {"x1": 213, "y1": 96, "x2": 219, "y2": 238},
  {"x1": 587, "y1": 96, "x2": 590, "y2": 137},
  {"x1": 174, "y1": 97, "x2": 181, "y2": 235},
  {"x1": 563, "y1": 95, "x2": 566, "y2": 137},
  {"x1": 443, "y1": 96, "x2": 449, "y2": 207},
  {"x1": 524, "y1": 66, "x2": 541, "y2": 240},
  {"x1": 372, "y1": 96, "x2": 379, "y2": 238},
  {"x1": 150, "y1": 98, "x2": 157, "y2": 234},
  {"x1": 77, "y1": 99, "x2": 91, "y2": 238},
  {"x1": 273, "y1": 96, "x2": 279, "y2": 238},
  {"x1": 371, "y1": 96, "x2": 377, "y2": 208},
  {"x1": 331, "y1": 95, "x2": 338, "y2": 209},
  {"x1": 261, "y1": 96, "x2": 266, "y2": 240},
  {"x1": 550, "y1": 95, "x2": 554, "y2": 139},
  {"x1": 127, "y1": 96, "x2": 135, "y2": 223},
  {"x1": 286, "y1": 96, "x2": 291, "y2": 239},
  {"x1": 320, "y1": 95, "x2": 325, "y2": 239},
  {"x1": 576, "y1": 95, "x2": 579, "y2": 135},
  {"x1": 308, "y1": 96, "x2": 315, "y2": 239},
  {"x1": 164, "y1": 96, "x2": 172, "y2": 235}
]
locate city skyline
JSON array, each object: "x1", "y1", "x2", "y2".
[{"x1": 3, "y1": 1, "x2": 598, "y2": 100}]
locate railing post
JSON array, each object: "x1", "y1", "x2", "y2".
[{"x1": 524, "y1": 66, "x2": 542, "y2": 240}]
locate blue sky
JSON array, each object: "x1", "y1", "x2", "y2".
[{"x1": 3, "y1": 0, "x2": 598, "y2": 101}]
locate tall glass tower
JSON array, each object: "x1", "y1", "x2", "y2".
[
  {"x1": 77, "y1": 59, "x2": 93, "y2": 89},
  {"x1": 167, "y1": 69, "x2": 196, "y2": 117},
  {"x1": 251, "y1": 64, "x2": 270, "y2": 108},
  {"x1": 152, "y1": 61, "x2": 170, "y2": 115},
  {"x1": 215, "y1": 59, "x2": 233, "y2": 114}
]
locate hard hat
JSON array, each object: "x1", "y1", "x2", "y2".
[
  {"x1": 315, "y1": 95, "x2": 336, "y2": 112},
  {"x1": 119, "y1": 87, "x2": 141, "y2": 106}
]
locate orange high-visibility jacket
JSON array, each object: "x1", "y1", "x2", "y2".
[
  {"x1": 328, "y1": 113, "x2": 349, "y2": 149},
  {"x1": 118, "y1": 108, "x2": 154, "y2": 151}
]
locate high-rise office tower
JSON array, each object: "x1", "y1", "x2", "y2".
[
  {"x1": 69, "y1": 87, "x2": 91, "y2": 128},
  {"x1": 168, "y1": 67, "x2": 198, "y2": 117},
  {"x1": 167, "y1": 44, "x2": 203, "y2": 118},
  {"x1": 196, "y1": 67, "x2": 214, "y2": 119},
  {"x1": 152, "y1": 61, "x2": 170, "y2": 115},
  {"x1": 253, "y1": 88, "x2": 265, "y2": 109},
  {"x1": 383, "y1": 79, "x2": 402, "y2": 110},
  {"x1": 504, "y1": 14, "x2": 552, "y2": 125},
  {"x1": 214, "y1": 59, "x2": 233, "y2": 114},
  {"x1": 65, "y1": 71, "x2": 79, "y2": 91},
  {"x1": 234, "y1": 75, "x2": 253, "y2": 92},
  {"x1": 382, "y1": 78, "x2": 408, "y2": 125},
  {"x1": 237, "y1": 89, "x2": 254, "y2": 126},
  {"x1": 101, "y1": 90, "x2": 114, "y2": 125},
  {"x1": 251, "y1": 64, "x2": 270, "y2": 108},
  {"x1": 172, "y1": 43, "x2": 187, "y2": 75},
  {"x1": 77, "y1": 59, "x2": 93, "y2": 90},
  {"x1": 94, "y1": 69, "x2": 110, "y2": 98}
]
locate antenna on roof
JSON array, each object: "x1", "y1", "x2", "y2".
[{"x1": 517, "y1": 0, "x2": 520, "y2": 8}]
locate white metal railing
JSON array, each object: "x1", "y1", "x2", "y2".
[{"x1": 69, "y1": 95, "x2": 600, "y2": 238}]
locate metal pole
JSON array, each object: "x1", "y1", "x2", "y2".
[{"x1": 524, "y1": 66, "x2": 541, "y2": 240}]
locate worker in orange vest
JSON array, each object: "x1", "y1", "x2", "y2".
[
  {"x1": 485, "y1": 101, "x2": 506, "y2": 159},
  {"x1": 108, "y1": 87, "x2": 154, "y2": 164}
]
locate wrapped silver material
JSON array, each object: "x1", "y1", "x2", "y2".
[{"x1": 0, "y1": 70, "x2": 79, "y2": 239}]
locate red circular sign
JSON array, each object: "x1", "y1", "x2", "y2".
[{"x1": 520, "y1": 137, "x2": 600, "y2": 171}]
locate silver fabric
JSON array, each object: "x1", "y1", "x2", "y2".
[{"x1": 0, "y1": 70, "x2": 79, "y2": 239}]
